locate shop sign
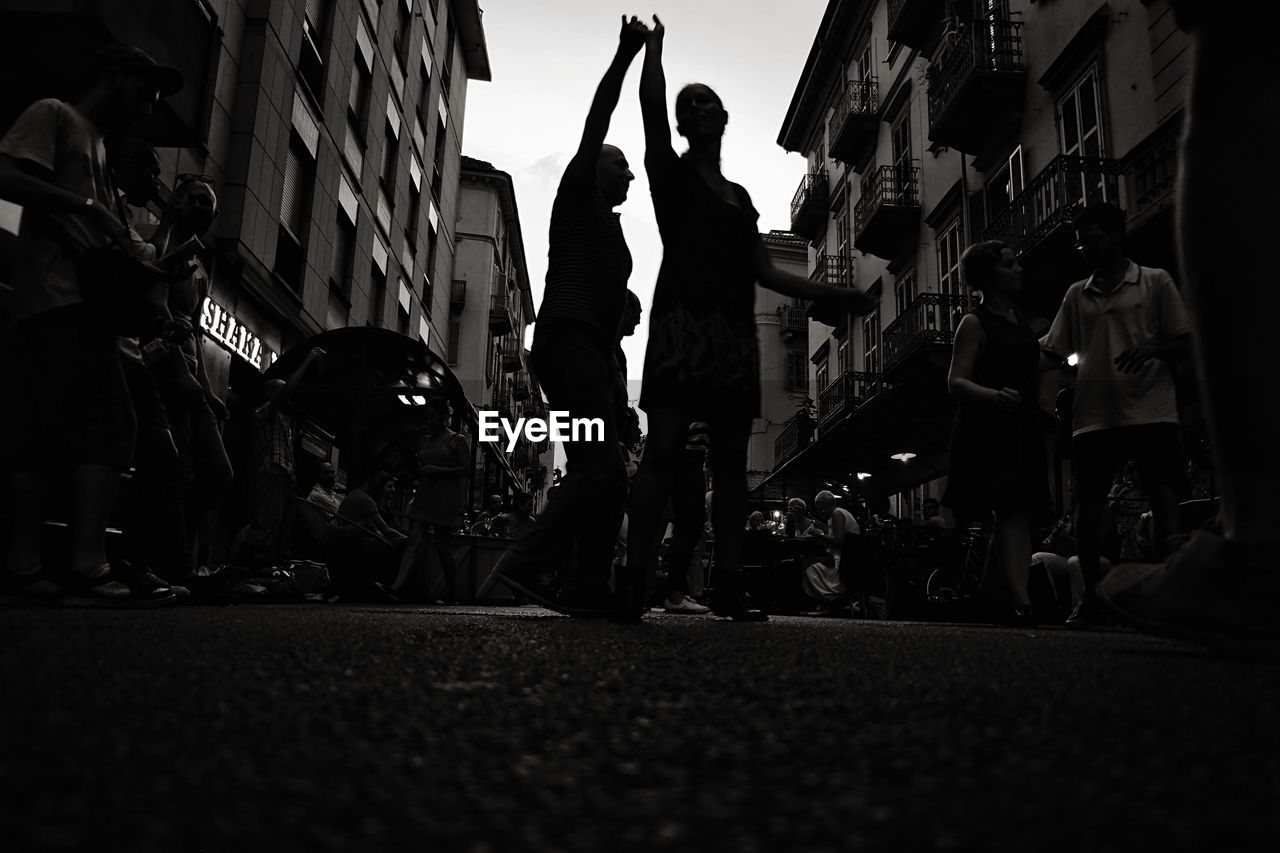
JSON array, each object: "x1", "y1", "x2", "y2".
[{"x1": 200, "y1": 298, "x2": 273, "y2": 370}]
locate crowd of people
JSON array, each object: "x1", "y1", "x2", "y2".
[{"x1": 2, "y1": 9, "x2": 1274, "y2": 655}]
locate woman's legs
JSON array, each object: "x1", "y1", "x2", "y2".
[
  {"x1": 991, "y1": 509, "x2": 1032, "y2": 610},
  {"x1": 705, "y1": 416, "x2": 764, "y2": 620},
  {"x1": 390, "y1": 521, "x2": 426, "y2": 593},
  {"x1": 624, "y1": 409, "x2": 689, "y2": 603},
  {"x1": 663, "y1": 450, "x2": 706, "y2": 603},
  {"x1": 428, "y1": 526, "x2": 458, "y2": 602}
]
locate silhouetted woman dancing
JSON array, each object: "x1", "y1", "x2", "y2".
[{"x1": 621, "y1": 16, "x2": 875, "y2": 620}]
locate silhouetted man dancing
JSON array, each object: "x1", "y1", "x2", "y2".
[{"x1": 496, "y1": 16, "x2": 649, "y2": 615}]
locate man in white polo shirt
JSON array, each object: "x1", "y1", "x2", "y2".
[{"x1": 1041, "y1": 201, "x2": 1191, "y2": 629}]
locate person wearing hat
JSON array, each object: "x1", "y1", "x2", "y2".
[{"x1": 0, "y1": 44, "x2": 183, "y2": 605}]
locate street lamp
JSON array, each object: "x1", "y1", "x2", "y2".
[{"x1": 890, "y1": 452, "x2": 916, "y2": 463}]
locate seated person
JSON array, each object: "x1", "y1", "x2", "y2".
[
  {"x1": 916, "y1": 497, "x2": 952, "y2": 530},
  {"x1": 469, "y1": 493, "x2": 505, "y2": 536},
  {"x1": 329, "y1": 470, "x2": 406, "y2": 598},
  {"x1": 306, "y1": 462, "x2": 342, "y2": 515},
  {"x1": 800, "y1": 490, "x2": 864, "y2": 614},
  {"x1": 499, "y1": 492, "x2": 536, "y2": 540}
]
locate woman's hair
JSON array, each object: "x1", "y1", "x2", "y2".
[
  {"x1": 959, "y1": 240, "x2": 1009, "y2": 292},
  {"x1": 675, "y1": 83, "x2": 724, "y2": 114}
]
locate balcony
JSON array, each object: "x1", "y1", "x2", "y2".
[
  {"x1": 829, "y1": 79, "x2": 881, "y2": 168},
  {"x1": 778, "y1": 305, "x2": 808, "y2": 339},
  {"x1": 853, "y1": 164, "x2": 921, "y2": 260},
  {"x1": 983, "y1": 155, "x2": 1123, "y2": 260},
  {"x1": 1126, "y1": 117, "x2": 1181, "y2": 226},
  {"x1": 512, "y1": 369, "x2": 530, "y2": 401},
  {"x1": 881, "y1": 292, "x2": 968, "y2": 381},
  {"x1": 773, "y1": 414, "x2": 814, "y2": 468},
  {"x1": 810, "y1": 252, "x2": 853, "y2": 289},
  {"x1": 492, "y1": 388, "x2": 513, "y2": 420},
  {"x1": 926, "y1": 19, "x2": 1025, "y2": 154},
  {"x1": 450, "y1": 280, "x2": 466, "y2": 311},
  {"x1": 513, "y1": 440, "x2": 532, "y2": 469},
  {"x1": 816, "y1": 371, "x2": 886, "y2": 429},
  {"x1": 887, "y1": 0, "x2": 945, "y2": 54},
  {"x1": 499, "y1": 336, "x2": 522, "y2": 372},
  {"x1": 524, "y1": 397, "x2": 547, "y2": 421},
  {"x1": 790, "y1": 172, "x2": 829, "y2": 242},
  {"x1": 489, "y1": 291, "x2": 513, "y2": 336}
]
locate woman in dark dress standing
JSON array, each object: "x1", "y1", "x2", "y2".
[
  {"x1": 944, "y1": 241, "x2": 1052, "y2": 624},
  {"x1": 621, "y1": 17, "x2": 875, "y2": 620}
]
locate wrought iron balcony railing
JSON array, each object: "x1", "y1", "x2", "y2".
[
  {"x1": 790, "y1": 172, "x2": 830, "y2": 238},
  {"x1": 926, "y1": 19, "x2": 1024, "y2": 147},
  {"x1": 816, "y1": 371, "x2": 886, "y2": 427},
  {"x1": 882, "y1": 292, "x2": 969, "y2": 375},
  {"x1": 512, "y1": 369, "x2": 530, "y2": 401},
  {"x1": 489, "y1": 291, "x2": 513, "y2": 335},
  {"x1": 775, "y1": 417, "x2": 800, "y2": 466},
  {"x1": 853, "y1": 164, "x2": 920, "y2": 259},
  {"x1": 499, "y1": 336, "x2": 522, "y2": 371},
  {"x1": 778, "y1": 305, "x2": 808, "y2": 337},
  {"x1": 810, "y1": 252, "x2": 853, "y2": 289},
  {"x1": 829, "y1": 79, "x2": 880, "y2": 164},
  {"x1": 1127, "y1": 117, "x2": 1181, "y2": 220},
  {"x1": 982, "y1": 155, "x2": 1123, "y2": 256}
]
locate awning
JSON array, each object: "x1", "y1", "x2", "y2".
[
  {"x1": 750, "y1": 381, "x2": 957, "y2": 504},
  {"x1": 263, "y1": 327, "x2": 519, "y2": 491}
]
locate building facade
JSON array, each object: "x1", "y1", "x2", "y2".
[
  {"x1": 763, "y1": 0, "x2": 1191, "y2": 520},
  {"x1": 455, "y1": 156, "x2": 552, "y2": 508}
]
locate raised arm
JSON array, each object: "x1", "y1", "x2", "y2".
[
  {"x1": 639, "y1": 15, "x2": 672, "y2": 157},
  {"x1": 753, "y1": 242, "x2": 879, "y2": 313},
  {"x1": 566, "y1": 16, "x2": 649, "y2": 179}
]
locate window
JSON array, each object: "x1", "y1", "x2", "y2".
[
  {"x1": 441, "y1": 18, "x2": 455, "y2": 103},
  {"x1": 346, "y1": 52, "x2": 372, "y2": 172},
  {"x1": 331, "y1": 214, "x2": 356, "y2": 297},
  {"x1": 937, "y1": 218, "x2": 964, "y2": 298},
  {"x1": 431, "y1": 117, "x2": 446, "y2": 203},
  {"x1": 447, "y1": 317, "x2": 461, "y2": 364},
  {"x1": 380, "y1": 120, "x2": 399, "y2": 188},
  {"x1": 426, "y1": 199, "x2": 439, "y2": 271},
  {"x1": 393, "y1": 0, "x2": 412, "y2": 69},
  {"x1": 894, "y1": 267, "x2": 918, "y2": 316},
  {"x1": 837, "y1": 338, "x2": 849, "y2": 378},
  {"x1": 834, "y1": 196, "x2": 850, "y2": 278},
  {"x1": 984, "y1": 144, "x2": 1024, "y2": 222},
  {"x1": 423, "y1": 275, "x2": 434, "y2": 319},
  {"x1": 275, "y1": 134, "x2": 315, "y2": 292},
  {"x1": 406, "y1": 152, "x2": 423, "y2": 240},
  {"x1": 785, "y1": 350, "x2": 809, "y2": 392},
  {"x1": 891, "y1": 110, "x2": 914, "y2": 204},
  {"x1": 815, "y1": 360, "x2": 829, "y2": 393},
  {"x1": 862, "y1": 309, "x2": 881, "y2": 374},
  {"x1": 1058, "y1": 65, "x2": 1111, "y2": 202},
  {"x1": 298, "y1": 0, "x2": 329, "y2": 100}
]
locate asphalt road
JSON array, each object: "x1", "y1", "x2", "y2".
[{"x1": 3, "y1": 604, "x2": 1278, "y2": 852}]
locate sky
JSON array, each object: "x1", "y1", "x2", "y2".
[{"x1": 461, "y1": 0, "x2": 829, "y2": 468}]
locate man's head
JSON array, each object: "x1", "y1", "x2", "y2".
[
  {"x1": 922, "y1": 497, "x2": 940, "y2": 519},
  {"x1": 513, "y1": 492, "x2": 534, "y2": 515},
  {"x1": 318, "y1": 462, "x2": 336, "y2": 488},
  {"x1": 172, "y1": 175, "x2": 218, "y2": 238},
  {"x1": 484, "y1": 494, "x2": 503, "y2": 513},
  {"x1": 619, "y1": 290, "x2": 642, "y2": 338},
  {"x1": 106, "y1": 136, "x2": 161, "y2": 206},
  {"x1": 84, "y1": 44, "x2": 183, "y2": 134},
  {"x1": 675, "y1": 83, "x2": 728, "y2": 143},
  {"x1": 813, "y1": 490, "x2": 837, "y2": 520},
  {"x1": 368, "y1": 469, "x2": 394, "y2": 498},
  {"x1": 1073, "y1": 202, "x2": 1127, "y2": 270},
  {"x1": 596, "y1": 144, "x2": 634, "y2": 207}
]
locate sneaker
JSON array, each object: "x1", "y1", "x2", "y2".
[
  {"x1": 60, "y1": 564, "x2": 177, "y2": 609},
  {"x1": 1064, "y1": 595, "x2": 1116, "y2": 630},
  {"x1": 664, "y1": 595, "x2": 710, "y2": 615},
  {"x1": 1100, "y1": 528, "x2": 1280, "y2": 657}
]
